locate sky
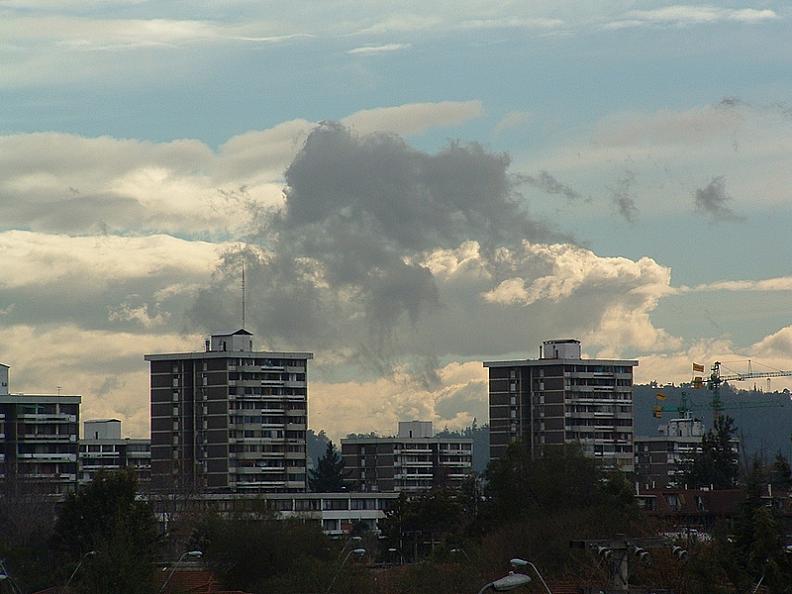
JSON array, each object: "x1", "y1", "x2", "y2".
[{"x1": 2, "y1": 1, "x2": 792, "y2": 439}]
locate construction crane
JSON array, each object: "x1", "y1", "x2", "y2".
[
  {"x1": 652, "y1": 359, "x2": 792, "y2": 420},
  {"x1": 704, "y1": 360, "x2": 792, "y2": 419}
]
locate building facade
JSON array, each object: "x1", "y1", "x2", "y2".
[
  {"x1": 485, "y1": 339, "x2": 637, "y2": 471},
  {"x1": 341, "y1": 421, "x2": 473, "y2": 493},
  {"x1": 634, "y1": 413, "x2": 704, "y2": 487},
  {"x1": 0, "y1": 365, "x2": 80, "y2": 494},
  {"x1": 145, "y1": 330, "x2": 312, "y2": 493},
  {"x1": 79, "y1": 419, "x2": 151, "y2": 484},
  {"x1": 148, "y1": 491, "x2": 399, "y2": 537}
]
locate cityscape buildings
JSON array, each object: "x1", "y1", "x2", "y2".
[
  {"x1": 341, "y1": 421, "x2": 473, "y2": 492},
  {"x1": 79, "y1": 419, "x2": 151, "y2": 484},
  {"x1": 144, "y1": 329, "x2": 312, "y2": 493},
  {"x1": 485, "y1": 339, "x2": 637, "y2": 472},
  {"x1": 0, "y1": 364, "x2": 81, "y2": 494}
]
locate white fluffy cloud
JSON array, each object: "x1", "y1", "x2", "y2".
[{"x1": 0, "y1": 101, "x2": 487, "y2": 236}]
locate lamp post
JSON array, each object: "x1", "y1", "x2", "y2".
[
  {"x1": 476, "y1": 571, "x2": 532, "y2": 594},
  {"x1": 387, "y1": 547, "x2": 404, "y2": 565},
  {"x1": 326, "y1": 547, "x2": 365, "y2": 594},
  {"x1": 0, "y1": 560, "x2": 22, "y2": 594},
  {"x1": 65, "y1": 550, "x2": 96, "y2": 590},
  {"x1": 159, "y1": 550, "x2": 202, "y2": 594},
  {"x1": 450, "y1": 548, "x2": 472, "y2": 562},
  {"x1": 335, "y1": 535, "x2": 363, "y2": 561},
  {"x1": 510, "y1": 559, "x2": 552, "y2": 593}
]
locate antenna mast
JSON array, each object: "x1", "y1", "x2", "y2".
[{"x1": 241, "y1": 261, "x2": 246, "y2": 329}]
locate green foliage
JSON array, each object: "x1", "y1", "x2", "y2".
[
  {"x1": 51, "y1": 469, "x2": 160, "y2": 594},
  {"x1": 0, "y1": 490, "x2": 58, "y2": 592},
  {"x1": 309, "y1": 440, "x2": 348, "y2": 492},
  {"x1": 484, "y1": 441, "x2": 639, "y2": 524},
  {"x1": 684, "y1": 416, "x2": 739, "y2": 489},
  {"x1": 771, "y1": 451, "x2": 792, "y2": 488},
  {"x1": 717, "y1": 459, "x2": 792, "y2": 592},
  {"x1": 379, "y1": 489, "x2": 470, "y2": 561},
  {"x1": 192, "y1": 515, "x2": 337, "y2": 593}
]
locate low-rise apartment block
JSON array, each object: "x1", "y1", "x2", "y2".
[
  {"x1": 80, "y1": 419, "x2": 151, "y2": 484},
  {"x1": 341, "y1": 421, "x2": 473, "y2": 493}
]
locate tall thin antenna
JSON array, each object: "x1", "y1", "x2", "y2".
[{"x1": 241, "y1": 261, "x2": 246, "y2": 329}]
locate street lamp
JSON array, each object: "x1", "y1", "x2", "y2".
[
  {"x1": 450, "y1": 548, "x2": 472, "y2": 562},
  {"x1": 159, "y1": 550, "x2": 203, "y2": 594},
  {"x1": 0, "y1": 560, "x2": 22, "y2": 594},
  {"x1": 326, "y1": 547, "x2": 365, "y2": 594},
  {"x1": 335, "y1": 535, "x2": 363, "y2": 560},
  {"x1": 476, "y1": 571, "x2": 532, "y2": 594},
  {"x1": 387, "y1": 547, "x2": 404, "y2": 565},
  {"x1": 510, "y1": 559, "x2": 553, "y2": 594},
  {"x1": 65, "y1": 550, "x2": 97, "y2": 590}
]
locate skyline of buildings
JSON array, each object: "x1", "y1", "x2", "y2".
[{"x1": 0, "y1": 333, "x2": 760, "y2": 499}]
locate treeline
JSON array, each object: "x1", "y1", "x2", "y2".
[{"x1": 4, "y1": 437, "x2": 792, "y2": 593}]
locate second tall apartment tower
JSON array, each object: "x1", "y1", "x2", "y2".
[
  {"x1": 145, "y1": 329, "x2": 312, "y2": 493},
  {"x1": 485, "y1": 339, "x2": 637, "y2": 472}
]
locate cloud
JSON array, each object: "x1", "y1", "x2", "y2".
[
  {"x1": 341, "y1": 100, "x2": 483, "y2": 136},
  {"x1": 608, "y1": 170, "x2": 638, "y2": 223},
  {"x1": 0, "y1": 102, "x2": 485, "y2": 237},
  {"x1": 494, "y1": 111, "x2": 532, "y2": 134},
  {"x1": 606, "y1": 6, "x2": 777, "y2": 29},
  {"x1": 346, "y1": 43, "x2": 411, "y2": 55},
  {"x1": 190, "y1": 123, "x2": 565, "y2": 369},
  {"x1": 0, "y1": 324, "x2": 201, "y2": 437},
  {"x1": 688, "y1": 277, "x2": 792, "y2": 293},
  {"x1": 0, "y1": 230, "x2": 229, "y2": 333},
  {"x1": 311, "y1": 361, "x2": 488, "y2": 440},
  {"x1": 521, "y1": 170, "x2": 581, "y2": 202},
  {"x1": 693, "y1": 176, "x2": 744, "y2": 222}
]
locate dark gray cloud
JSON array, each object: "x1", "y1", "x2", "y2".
[
  {"x1": 609, "y1": 170, "x2": 638, "y2": 223},
  {"x1": 694, "y1": 176, "x2": 744, "y2": 223},
  {"x1": 521, "y1": 170, "x2": 582, "y2": 202},
  {"x1": 190, "y1": 123, "x2": 565, "y2": 372}
]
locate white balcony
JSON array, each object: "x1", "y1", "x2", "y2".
[{"x1": 18, "y1": 452, "x2": 77, "y2": 462}]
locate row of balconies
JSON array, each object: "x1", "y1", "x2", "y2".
[
  {"x1": 17, "y1": 453, "x2": 77, "y2": 461},
  {"x1": 230, "y1": 465, "x2": 286, "y2": 473},
  {"x1": 16, "y1": 414, "x2": 77, "y2": 423},
  {"x1": 21, "y1": 433, "x2": 76, "y2": 442}
]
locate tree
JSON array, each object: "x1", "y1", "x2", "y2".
[
  {"x1": 714, "y1": 458, "x2": 792, "y2": 592},
  {"x1": 192, "y1": 514, "x2": 347, "y2": 593},
  {"x1": 685, "y1": 415, "x2": 739, "y2": 489},
  {"x1": 309, "y1": 441, "x2": 348, "y2": 492},
  {"x1": 51, "y1": 469, "x2": 160, "y2": 594},
  {"x1": 770, "y1": 452, "x2": 792, "y2": 489}
]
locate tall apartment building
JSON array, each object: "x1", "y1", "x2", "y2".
[
  {"x1": 79, "y1": 419, "x2": 151, "y2": 484},
  {"x1": 485, "y1": 339, "x2": 637, "y2": 472},
  {"x1": 341, "y1": 421, "x2": 473, "y2": 493},
  {"x1": 0, "y1": 364, "x2": 81, "y2": 494},
  {"x1": 145, "y1": 329, "x2": 312, "y2": 493}
]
